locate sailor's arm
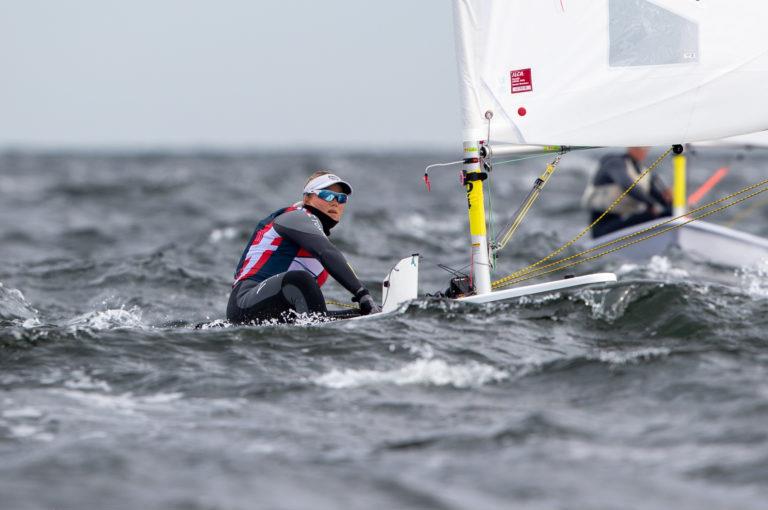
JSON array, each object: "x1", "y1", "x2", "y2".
[
  {"x1": 650, "y1": 175, "x2": 672, "y2": 207},
  {"x1": 605, "y1": 162, "x2": 655, "y2": 206},
  {"x1": 273, "y1": 210, "x2": 367, "y2": 296}
]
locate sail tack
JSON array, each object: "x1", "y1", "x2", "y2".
[{"x1": 454, "y1": 0, "x2": 768, "y2": 147}]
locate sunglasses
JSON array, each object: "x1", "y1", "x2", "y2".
[{"x1": 314, "y1": 189, "x2": 348, "y2": 204}]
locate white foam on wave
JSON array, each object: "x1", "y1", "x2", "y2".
[
  {"x1": 0, "y1": 282, "x2": 41, "y2": 324},
  {"x1": 53, "y1": 389, "x2": 183, "y2": 413},
  {"x1": 578, "y1": 286, "x2": 636, "y2": 322},
  {"x1": 315, "y1": 358, "x2": 509, "y2": 389},
  {"x1": 209, "y1": 226, "x2": 238, "y2": 243},
  {"x1": 737, "y1": 258, "x2": 768, "y2": 298},
  {"x1": 618, "y1": 255, "x2": 688, "y2": 279},
  {"x1": 67, "y1": 306, "x2": 145, "y2": 331},
  {"x1": 1, "y1": 406, "x2": 53, "y2": 442},
  {"x1": 647, "y1": 255, "x2": 689, "y2": 278},
  {"x1": 64, "y1": 370, "x2": 112, "y2": 392},
  {"x1": 595, "y1": 347, "x2": 671, "y2": 365},
  {"x1": 196, "y1": 318, "x2": 235, "y2": 329}
]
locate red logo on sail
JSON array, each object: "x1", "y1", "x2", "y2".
[{"x1": 510, "y1": 68, "x2": 532, "y2": 94}]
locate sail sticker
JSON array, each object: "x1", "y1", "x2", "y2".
[{"x1": 510, "y1": 68, "x2": 533, "y2": 94}]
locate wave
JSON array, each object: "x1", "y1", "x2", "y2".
[
  {"x1": 315, "y1": 357, "x2": 509, "y2": 389},
  {"x1": 381, "y1": 412, "x2": 589, "y2": 452},
  {"x1": 0, "y1": 282, "x2": 40, "y2": 325}
]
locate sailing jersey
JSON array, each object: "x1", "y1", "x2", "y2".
[
  {"x1": 582, "y1": 154, "x2": 668, "y2": 218},
  {"x1": 233, "y1": 205, "x2": 364, "y2": 296}
]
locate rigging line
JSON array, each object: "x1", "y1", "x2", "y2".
[
  {"x1": 484, "y1": 160, "x2": 498, "y2": 270},
  {"x1": 419, "y1": 256, "x2": 470, "y2": 275},
  {"x1": 492, "y1": 147, "x2": 674, "y2": 288},
  {"x1": 426, "y1": 160, "x2": 464, "y2": 170},
  {"x1": 491, "y1": 147, "x2": 593, "y2": 167},
  {"x1": 486, "y1": 173, "x2": 498, "y2": 271},
  {"x1": 484, "y1": 114, "x2": 497, "y2": 271},
  {"x1": 424, "y1": 160, "x2": 464, "y2": 172},
  {"x1": 498, "y1": 180, "x2": 768, "y2": 287},
  {"x1": 494, "y1": 182, "x2": 768, "y2": 288},
  {"x1": 497, "y1": 177, "x2": 768, "y2": 285},
  {"x1": 494, "y1": 153, "x2": 563, "y2": 252},
  {"x1": 437, "y1": 263, "x2": 469, "y2": 278},
  {"x1": 492, "y1": 153, "x2": 562, "y2": 166},
  {"x1": 423, "y1": 160, "x2": 464, "y2": 191}
]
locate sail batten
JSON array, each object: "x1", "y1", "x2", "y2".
[{"x1": 454, "y1": 0, "x2": 768, "y2": 146}]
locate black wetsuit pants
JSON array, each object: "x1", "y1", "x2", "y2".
[{"x1": 227, "y1": 271, "x2": 327, "y2": 324}]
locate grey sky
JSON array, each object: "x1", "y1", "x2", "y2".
[{"x1": 0, "y1": 0, "x2": 460, "y2": 149}]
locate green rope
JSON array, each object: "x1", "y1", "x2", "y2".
[{"x1": 492, "y1": 147, "x2": 591, "y2": 167}]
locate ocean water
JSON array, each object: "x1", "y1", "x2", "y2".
[{"x1": 1, "y1": 148, "x2": 768, "y2": 509}]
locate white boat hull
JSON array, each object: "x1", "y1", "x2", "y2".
[
  {"x1": 457, "y1": 273, "x2": 617, "y2": 304},
  {"x1": 585, "y1": 219, "x2": 768, "y2": 268},
  {"x1": 338, "y1": 258, "x2": 617, "y2": 322}
]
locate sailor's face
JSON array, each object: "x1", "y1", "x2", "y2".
[
  {"x1": 628, "y1": 146, "x2": 650, "y2": 162},
  {"x1": 305, "y1": 183, "x2": 346, "y2": 221}
]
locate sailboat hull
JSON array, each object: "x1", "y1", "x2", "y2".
[
  {"x1": 457, "y1": 273, "x2": 617, "y2": 304},
  {"x1": 585, "y1": 218, "x2": 768, "y2": 268}
]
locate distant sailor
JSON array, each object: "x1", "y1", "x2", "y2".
[
  {"x1": 227, "y1": 171, "x2": 380, "y2": 324},
  {"x1": 583, "y1": 147, "x2": 672, "y2": 238}
]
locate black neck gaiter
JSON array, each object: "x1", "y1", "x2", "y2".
[{"x1": 304, "y1": 205, "x2": 338, "y2": 235}]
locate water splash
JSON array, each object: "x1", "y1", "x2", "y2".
[
  {"x1": 617, "y1": 255, "x2": 689, "y2": 279},
  {"x1": 0, "y1": 282, "x2": 40, "y2": 324},
  {"x1": 579, "y1": 284, "x2": 640, "y2": 322},
  {"x1": 66, "y1": 306, "x2": 145, "y2": 331},
  {"x1": 737, "y1": 258, "x2": 768, "y2": 298}
]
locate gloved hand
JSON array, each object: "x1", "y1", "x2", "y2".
[{"x1": 352, "y1": 288, "x2": 381, "y2": 315}]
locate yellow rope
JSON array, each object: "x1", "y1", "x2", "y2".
[
  {"x1": 497, "y1": 176, "x2": 768, "y2": 286},
  {"x1": 492, "y1": 147, "x2": 674, "y2": 288},
  {"x1": 494, "y1": 178, "x2": 768, "y2": 288},
  {"x1": 326, "y1": 299, "x2": 357, "y2": 309}
]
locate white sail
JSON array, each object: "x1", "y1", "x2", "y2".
[
  {"x1": 689, "y1": 130, "x2": 768, "y2": 149},
  {"x1": 453, "y1": 0, "x2": 768, "y2": 147}
]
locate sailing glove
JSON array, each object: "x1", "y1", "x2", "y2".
[{"x1": 353, "y1": 288, "x2": 381, "y2": 315}]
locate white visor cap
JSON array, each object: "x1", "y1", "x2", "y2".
[{"x1": 303, "y1": 173, "x2": 353, "y2": 196}]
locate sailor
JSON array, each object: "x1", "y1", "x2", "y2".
[
  {"x1": 583, "y1": 147, "x2": 672, "y2": 238},
  {"x1": 227, "y1": 171, "x2": 380, "y2": 324}
]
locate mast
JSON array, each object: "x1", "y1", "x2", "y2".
[
  {"x1": 454, "y1": 0, "x2": 491, "y2": 294},
  {"x1": 463, "y1": 141, "x2": 491, "y2": 294},
  {"x1": 672, "y1": 151, "x2": 688, "y2": 217}
]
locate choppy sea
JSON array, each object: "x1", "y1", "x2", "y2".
[{"x1": 2, "y1": 147, "x2": 768, "y2": 509}]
